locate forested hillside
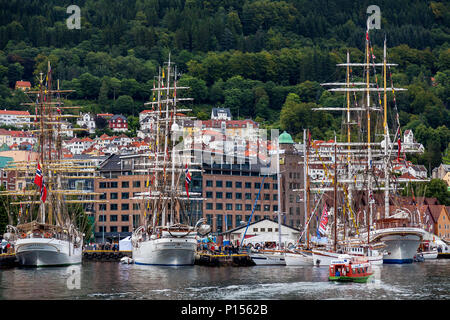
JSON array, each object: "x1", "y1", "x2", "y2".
[{"x1": 0, "y1": 0, "x2": 449, "y2": 170}]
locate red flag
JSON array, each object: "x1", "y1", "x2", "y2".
[
  {"x1": 40, "y1": 180, "x2": 47, "y2": 203},
  {"x1": 318, "y1": 204, "x2": 329, "y2": 235},
  {"x1": 185, "y1": 164, "x2": 191, "y2": 199},
  {"x1": 34, "y1": 163, "x2": 43, "y2": 188},
  {"x1": 397, "y1": 137, "x2": 401, "y2": 161}
]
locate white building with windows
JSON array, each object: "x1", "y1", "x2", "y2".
[
  {"x1": 0, "y1": 110, "x2": 30, "y2": 128},
  {"x1": 221, "y1": 218, "x2": 301, "y2": 247},
  {"x1": 76, "y1": 113, "x2": 96, "y2": 134}
]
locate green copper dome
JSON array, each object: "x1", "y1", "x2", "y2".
[{"x1": 279, "y1": 131, "x2": 294, "y2": 144}]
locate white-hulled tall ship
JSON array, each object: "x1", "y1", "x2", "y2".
[
  {"x1": 308, "y1": 27, "x2": 428, "y2": 265},
  {"x1": 131, "y1": 55, "x2": 210, "y2": 266},
  {"x1": 2, "y1": 62, "x2": 100, "y2": 267}
]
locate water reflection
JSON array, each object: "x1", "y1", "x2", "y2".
[{"x1": 0, "y1": 260, "x2": 448, "y2": 300}]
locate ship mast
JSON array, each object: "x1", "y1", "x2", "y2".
[{"x1": 383, "y1": 37, "x2": 390, "y2": 221}]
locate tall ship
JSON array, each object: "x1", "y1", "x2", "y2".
[
  {"x1": 131, "y1": 56, "x2": 210, "y2": 266},
  {"x1": 308, "y1": 28, "x2": 427, "y2": 265},
  {"x1": 2, "y1": 62, "x2": 99, "y2": 267}
]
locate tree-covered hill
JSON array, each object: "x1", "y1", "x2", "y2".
[{"x1": 0, "y1": 0, "x2": 449, "y2": 170}]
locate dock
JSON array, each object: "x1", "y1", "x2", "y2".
[
  {"x1": 83, "y1": 250, "x2": 132, "y2": 262},
  {"x1": 0, "y1": 253, "x2": 18, "y2": 268},
  {"x1": 194, "y1": 252, "x2": 255, "y2": 267}
]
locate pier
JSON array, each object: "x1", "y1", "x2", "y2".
[
  {"x1": 0, "y1": 253, "x2": 18, "y2": 268},
  {"x1": 83, "y1": 250, "x2": 132, "y2": 262},
  {"x1": 194, "y1": 252, "x2": 255, "y2": 267}
]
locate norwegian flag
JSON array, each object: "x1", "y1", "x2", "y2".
[
  {"x1": 185, "y1": 164, "x2": 191, "y2": 199},
  {"x1": 40, "y1": 178, "x2": 47, "y2": 203},
  {"x1": 34, "y1": 163, "x2": 43, "y2": 188}
]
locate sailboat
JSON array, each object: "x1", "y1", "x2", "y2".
[
  {"x1": 2, "y1": 62, "x2": 99, "y2": 267},
  {"x1": 248, "y1": 136, "x2": 286, "y2": 266},
  {"x1": 285, "y1": 129, "x2": 313, "y2": 266},
  {"x1": 131, "y1": 56, "x2": 210, "y2": 266},
  {"x1": 308, "y1": 27, "x2": 429, "y2": 265}
]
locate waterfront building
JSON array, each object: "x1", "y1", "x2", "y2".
[
  {"x1": 221, "y1": 218, "x2": 301, "y2": 247},
  {"x1": 201, "y1": 130, "x2": 305, "y2": 234},
  {"x1": 93, "y1": 153, "x2": 203, "y2": 242}
]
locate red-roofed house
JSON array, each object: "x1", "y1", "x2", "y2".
[{"x1": 14, "y1": 80, "x2": 31, "y2": 91}]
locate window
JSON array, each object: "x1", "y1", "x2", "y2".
[
  {"x1": 99, "y1": 204, "x2": 106, "y2": 211},
  {"x1": 99, "y1": 182, "x2": 107, "y2": 189},
  {"x1": 110, "y1": 226, "x2": 118, "y2": 232},
  {"x1": 253, "y1": 228, "x2": 258, "y2": 232},
  {"x1": 121, "y1": 215, "x2": 129, "y2": 221},
  {"x1": 264, "y1": 205, "x2": 270, "y2": 211},
  {"x1": 99, "y1": 226, "x2": 106, "y2": 232},
  {"x1": 245, "y1": 204, "x2": 252, "y2": 211},
  {"x1": 245, "y1": 182, "x2": 252, "y2": 188},
  {"x1": 235, "y1": 204, "x2": 242, "y2": 211},
  {"x1": 236, "y1": 181, "x2": 242, "y2": 188},
  {"x1": 133, "y1": 181, "x2": 141, "y2": 188},
  {"x1": 216, "y1": 192, "x2": 223, "y2": 199},
  {"x1": 110, "y1": 204, "x2": 118, "y2": 211},
  {"x1": 121, "y1": 192, "x2": 129, "y2": 199},
  {"x1": 110, "y1": 192, "x2": 118, "y2": 199},
  {"x1": 264, "y1": 194, "x2": 270, "y2": 200},
  {"x1": 273, "y1": 205, "x2": 278, "y2": 212},
  {"x1": 264, "y1": 183, "x2": 270, "y2": 189},
  {"x1": 226, "y1": 181, "x2": 232, "y2": 188},
  {"x1": 245, "y1": 193, "x2": 252, "y2": 200},
  {"x1": 255, "y1": 204, "x2": 261, "y2": 211},
  {"x1": 98, "y1": 215, "x2": 106, "y2": 222},
  {"x1": 254, "y1": 183, "x2": 261, "y2": 189},
  {"x1": 110, "y1": 182, "x2": 118, "y2": 188},
  {"x1": 206, "y1": 191, "x2": 213, "y2": 198},
  {"x1": 235, "y1": 193, "x2": 242, "y2": 200},
  {"x1": 206, "y1": 180, "x2": 213, "y2": 187},
  {"x1": 121, "y1": 203, "x2": 129, "y2": 211},
  {"x1": 226, "y1": 192, "x2": 233, "y2": 199},
  {"x1": 260, "y1": 228, "x2": 265, "y2": 232},
  {"x1": 110, "y1": 215, "x2": 118, "y2": 222},
  {"x1": 268, "y1": 228, "x2": 273, "y2": 232},
  {"x1": 216, "y1": 203, "x2": 223, "y2": 210},
  {"x1": 121, "y1": 181, "x2": 129, "y2": 188},
  {"x1": 206, "y1": 203, "x2": 213, "y2": 210},
  {"x1": 121, "y1": 226, "x2": 129, "y2": 232},
  {"x1": 216, "y1": 180, "x2": 223, "y2": 187},
  {"x1": 100, "y1": 193, "x2": 107, "y2": 200},
  {"x1": 133, "y1": 203, "x2": 140, "y2": 211},
  {"x1": 226, "y1": 203, "x2": 233, "y2": 210}
]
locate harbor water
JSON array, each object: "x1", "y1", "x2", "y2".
[{"x1": 0, "y1": 260, "x2": 449, "y2": 300}]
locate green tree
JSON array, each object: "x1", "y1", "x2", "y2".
[{"x1": 113, "y1": 95, "x2": 134, "y2": 114}]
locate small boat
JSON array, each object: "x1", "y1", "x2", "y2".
[{"x1": 328, "y1": 255, "x2": 373, "y2": 283}]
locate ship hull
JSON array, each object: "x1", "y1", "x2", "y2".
[
  {"x1": 15, "y1": 238, "x2": 82, "y2": 267},
  {"x1": 284, "y1": 251, "x2": 312, "y2": 266},
  {"x1": 133, "y1": 237, "x2": 197, "y2": 266},
  {"x1": 250, "y1": 252, "x2": 286, "y2": 265},
  {"x1": 372, "y1": 228, "x2": 424, "y2": 264}
]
